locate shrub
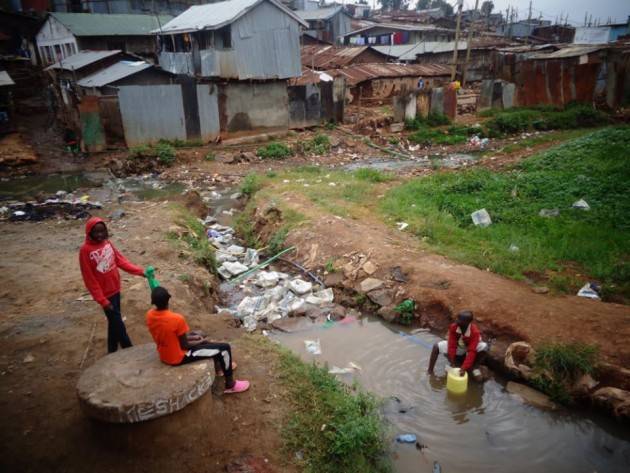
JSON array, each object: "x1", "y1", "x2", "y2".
[
  {"x1": 129, "y1": 144, "x2": 151, "y2": 159},
  {"x1": 405, "y1": 117, "x2": 425, "y2": 130},
  {"x1": 408, "y1": 128, "x2": 467, "y2": 146},
  {"x1": 257, "y1": 142, "x2": 292, "y2": 160},
  {"x1": 267, "y1": 227, "x2": 289, "y2": 255},
  {"x1": 426, "y1": 112, "x2": 451, "y2": 126},
  {"x1": 240, "y1": 173, "x2": 263, "y2": 196},
  {"x1": 204, "y1": 152, "x2": 215, "y2": 161},
  {"x1": 155, "y1": 143, "x2": 176, "y2": 166},
  {"x1": 308, "y1": 133, "x2": 331, "y2": 155},
  {"x1": 354, "y1": 168, "x2": 391, "y2": 183}
]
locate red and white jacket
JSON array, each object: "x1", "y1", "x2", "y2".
[{"x1": 447, "y1": 322, "x2": 481, "y2": 371}]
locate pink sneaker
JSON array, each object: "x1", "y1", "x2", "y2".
[{"x1": 224, "y1": 379, "x2": 250, "y2": 394}]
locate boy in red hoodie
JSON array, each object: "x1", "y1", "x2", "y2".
[{"x1": 79, "y1": 217, "x2": 145, "y2": 353}]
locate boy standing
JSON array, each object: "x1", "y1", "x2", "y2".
[
  {"x1": 146, "y1": 287, "x2": 249, "y2": 394},
  {"x1": 427, "y1": 310, "x2": 488, "y2": 377},
  {"x1": 79, "y1": 217, "x2": 145, "y2": 353}
]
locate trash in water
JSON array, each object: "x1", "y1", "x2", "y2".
[
  {"x1": 509, "y1": 243, "x2": 520, "y2": 252},
  {"x1": 396, "y1": 434, "x2": 417, "y2": 443},
  {"x1": 471, "y1": 208, "x2": 492, "y2": 227},
  {"x1": 396, "y1": 222, "x2": 409, "y2": 231},
  {"x1": 577, "y1": 282, "x2": 601, "y2": 300},
  {"x1": 433, "y1": 461, "x2": 442, "y2": 473},
  {"x1": 348, "y1": 361, "x2": 362, "y2": 371},
  {"x1": 572, "y1": 198, "x2": 590, "y2": 211},
  {"x1": 328, "y1": 366, "x2": 353, "y2": 375},
  {"x1": 539, "y1": 208, "x2": 560, "y2": 218},
  {"x1": 304, "y1": 339, "x2": 322, "y2": 355}
]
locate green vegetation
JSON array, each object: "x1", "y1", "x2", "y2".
[
  {"x1": 297, "y1": 133, "x2": 332, "y2": 155},
  {"x1": 128, "y1": 143, "x2": 176, "y2": 167},
  {"x1": 404, "y1": 112, "x2": 451, "y2": 130},
  {"x1": 204, "y1": 151, "x2": 215, "y2": 161},
  {"x1": 267, "y1": 227, "x2": 289, "y2": 255},
  {"x1": 394, "y1": 299, "x2": 415, "y2": 325},
  {"x1": 381, "y1": 127, "x2": 630, "y2": 298},
  {"x1": 325, "y1": 258, "x2": 336, "y2": 273},
  {"x1": 279, "y1": 346, "x2": 390, "y2": 473},
  {"x1": 531, "y1": 342, "x2": 598, "y2": 404},
  {"x1": 167, "y1": 209, "x2": 216, "y2": 273},
  {"x1": 240, "y1": 173, "x2": 264, "y2": 196},
  {"x1": 354, "y1": 168, "x2": 392, "y2": 183},
  {"x1": 158, "y1": 138, "x2": 203, "y2": 148},
  {"x1": 485, "y1": 104, "x2": 610, "y2": 135},
  {"x1": 408, "y1": 127, "x2": 468, "y2": 146},
  {"x1": 257, "y1": 142, "x2": 293, "y2": 160}
]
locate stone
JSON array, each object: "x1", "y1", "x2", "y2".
[
  {"x1": 23, "y1": 354, "x2": 35, "y2": 363},
  {"x1": 360, "y1": 278, "x2": 384, "y2": 293},
  {"x1": 572, "y1": 374, "x2": 599, "y2": 395},
  {"x1": 306, "y1": 288, "x2": 334, "y2": 305},
  {"x1": 216, "y1": 251, "x2": 237, "y2": 264},
  {"x1": 532, "y1": 286, "x2": 549, "y2": 294},
  {"x1": 539, "y1": 208, "x2": 560, "y2": 218},
  {"x1": 390, "y1": 266, "x2": 408, "y2": 283},
  {"x1": 76, "y1": 344, "x2": 214, "y2": 423},
  {"x1": 367, "y1": 288, "x2": 394, "y2": 307},
  {"x1": 390, "y1": 122, "x2": 404, "y2": 133},
  {"x1": 243, "y1": 248, "x2": 259, "y2": 267},
  {"x1": 271, "y1": 317, "x2": 315, "y2": 333},
  {"x1": 243, "y1": 315, "x2": 257, "y2": 332},
  {"x1": 256, "y1": 271, "x2": 280, "y2": 288},
  {"x1": 221, "y1": 261, "x2": 248, "y2": 276},
  {"x1": 362, "y1": 261, "x2": 377, "y2": 275},
  {"x1": 324, "y1": 272, "x2": 345, "y2": 287},
  {"x1": 226, "y1": 245, "x2": 245, "y2": 255},
  {"x1": 268, "y1": 285, "x2": 288, "y2": 302},
  {"x1": 236, "y1": 296, "x2": 268, "y2": 318},
  {"x1": 506, "y1": 381, "x2": 557, "y2": 410},
  {"x1": 288, "y1": 279, "x2": 313, "y2": 295},
  {"x1": 241, "y1": 151, "x2": 257, "y2": 162},
  {"x1": 216, "y1": 154, "x2": 237, "y2": 164},
  {"x1": 592, "y1": 387, "x2": 630, "y2": 419},
  {"x1": 230, "y1": 192, "x2": 243, "y2": 200},
  {"x1": 110, "y1": 209, "x2": 125, "y2": 220},
  {"x1": 377, "y1": 305, "x2": 398, "y2": 323},
  {"x1": 330, "y1": 305, "x2": 346, "y2": 320}
]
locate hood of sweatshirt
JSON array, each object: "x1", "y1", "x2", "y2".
[{"x1": 84, "y1": 216, "x2": 106, "y2": 243}]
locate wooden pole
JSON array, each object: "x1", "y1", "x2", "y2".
[
  {"x1": 450, "y1": 0, "x2": 463, "y2": 81},
  {"x1": 462, "y1": 0, "x2": 479, "y2": 87}
]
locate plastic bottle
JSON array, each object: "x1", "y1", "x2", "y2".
[{"x1": 145, "y1": 266, "x2": 160, "y2": 291}]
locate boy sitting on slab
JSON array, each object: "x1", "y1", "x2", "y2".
[{"x1": 146, "y1": 286, "x2": 249, "y2": 394}]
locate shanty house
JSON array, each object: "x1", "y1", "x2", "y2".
[
  {"x1": 301, "y1": 44, "x2": 388, "y2": 70},
  {"x1": 156, "y1": 0, "x2": 307, "y2": 79},
  {"x1": 342, "y1": 23, "x2": 455, "y2": 46},
  {"x1": 50, "y1": 0, "x2": 203, "y2": 16},
  {"x1": 295, "y1": 6, "x2": 352, "y2": 44},
  {"x1": 574, "y1": 19, "x2": 630, "y2": 44},
  {"x1": 35, "y1": 13, "x2": 172, "y2": 65}
]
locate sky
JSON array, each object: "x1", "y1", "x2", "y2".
[{"x1": 365, "y1": 0, "x2": 630, "y2": 26}]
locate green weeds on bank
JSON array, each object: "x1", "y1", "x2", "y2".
[
  {"x1": 129, "y1": 142, "x2": 176, "y2": 166},
  {"x1": 257, "y1": 142, "x2": 293, "y2": 160},
  {"x1": 166, "y1": 209, "x2": 216, "y2": 273},
  {"x1": 531, "y1": 342, "x2": 598, "y2": 404},
  {"x1": 381, "y1": 127, "x2": 630, "y2": 299},
  {"x1": 278, "y1": 347, "x2": 390, "y2": 473}
]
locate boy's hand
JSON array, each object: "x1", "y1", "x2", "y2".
[{"x1": 104, "y1": 302, "x2": 114, "y2": 311}]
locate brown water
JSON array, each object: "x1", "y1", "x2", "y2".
[{"x1": 273, "y1": 316, "x2": 630, "y2": 473}]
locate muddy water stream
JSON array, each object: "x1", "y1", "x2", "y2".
[{"x1": 273, "y1": 317, "x2": 630, "y2": 473}]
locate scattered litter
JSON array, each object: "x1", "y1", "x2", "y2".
[
  {"x1": 577, "y1": 282, "x2": 601, "y2": 300},
  {"x1": 433, "y1": 461, "x2": 442, "y2": 473},
  {"x1": 329, "y1": 366, "x2": 353, "y2": 375},
  {"x1": 391, "y1": 266, "x2": 408, "y2": 283},
  {"x1": 348, "y1": 361, "x2": 362, "y2": 371},
  {"x1": 509, "y1": 244, "x2": 520, "y2": 252},
  {"x1": 469, "y1": 135, "x2": 489, "y2": 149},
  {"x1": 396, "y1": 222, "x2": 408, "y2": 231},
  {"x1": 23, "y1": 354, "x2": 35, "y2": 363},
  {"x1": 328, "y1": 182, "x2": 336, "y2": 187},
  {"x1": 539, "y1": 208, "x2": 559, "y2": 218},
  {"x1": 471, "y1": 208, "x2": 492, "y2": 227},
  {"x1": 396, "y1": 434, "x2": 417, "y2": 443},
  {"x1": 75, "y1": 294, "x2": 92, "y2": 302},
  {"x1": 220, "y1": 261, "x2": 249, "y2": 277},
  {"x1": 289, "y1": 279, "x2": 313, "y2": 295},
  {"x1": 304, "y1": 339, "x2": 322, "y2": 355},
  {"x1": 410, "y1": 328, "x2": 430, "y2": 334},
  {"x1": 572, "y1": 198, "x2": 590, "y2": 211}
]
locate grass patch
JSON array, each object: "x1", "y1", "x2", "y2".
[
  {"x1": 278, "y1": 346, "x2": 390, "y2": 473},
  {"x1": 296, "y1": 133, "x2": 331, "y2": 155},
  {"x1": 380, "y1": 126, "x2": 630, "y2": 298},
  {"x1": 531, "y1": 342, "x2": 598, "y2": 404},
  {"x1": 404, "y1": 112, "x2": 451, "y2": 130},
  {"x1": 257, "y1": 142, "x2": 293, "y2": 160},
  {"x1": 204, "y1": 151, "x2": 215, "y2": 161},
  {"x1": 128, "y1": 143, "x2": 176, "y2": 167},
  {"x1": 354, "y1": 168, "x2": 392, "y2": 183},
  {"x1": 169, "y1": 209, "x2": 217, "y2": 273},
  {"x1": 240, "y1": 173, "x2": 265, "y2": 196},
  {"x1": 408, "y1": 127, "x2": 468, "y2": 146}
]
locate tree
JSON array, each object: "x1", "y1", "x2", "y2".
[
  {"x1": 379, "y1": 0, "x2": 409, "y2": 11},
  {"x1": 481, "y1": 0, "x2": 494, "y2": 17}
]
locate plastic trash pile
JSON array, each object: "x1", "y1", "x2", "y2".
[{"x1": 1, "y1": 191, "x2": 102, "y2": 222}]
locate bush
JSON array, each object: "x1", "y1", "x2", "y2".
[
  {"x1": 308, "y1": 133, "x2": 331, "y2": 155},
  {"x1": 408, "y1": 128, "x2": 467, "y2": 146},
  {"x1": 129, "y1": 144, "x2": 151, "y2": 159},
  {"x1": 240, "y1": 173, "x2": 263, "y2": 196},
  {"x1": 426, "y1": 112, "x2": 451, "y2": 126},
  {"x1": 354, "y1": 168, "x2": 391, "y2": 183},
  {"x1": 204, "y1": 152, "x2": 215, "y2": 161},
  {"x1": 531, "y1": 342, "x2": 598, "y2": 404},
  {"x1": 155, "y1": 143, "x2": 176, "y2": 166},
  {"x1": 257, "y1": 142, "x2": 292, "y2": 160}
]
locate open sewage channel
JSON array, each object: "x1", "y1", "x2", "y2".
[{"x1": 2, "y1": 171, "x2": 630, "y2": 473}]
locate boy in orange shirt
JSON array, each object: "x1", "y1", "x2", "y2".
[{"x1": 146, "y1": 286, "x2": 249, "y2": 394}]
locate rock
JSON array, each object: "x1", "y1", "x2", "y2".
[
  {"x1": 271, "y1": 317, "x2": 315, "y2": 333},
  {"x1": 362, "y1": 261, "x2": 377, "y2": 275},
  {"x1": 110, "y1": 209, "x2": 125, "y2": 220},
  {"x1": 390, "y1": 266, "x2": 408, "y2": 283},
  {"x1": 532, "y1": 286, "x2": 549, "y2": 294},
  {"x1": 236, "y1": 296, "x2": 269, "y2": 318},
  {"x1": 230, "y1": 192, "x2": 243, "y2": 200},
  {"x1": 377, "y1": 305, "x2": 398, "y2": 323},
  {"x1": 23, "y1": 354, "x2": 35, "y2": 363},
  {"x1": 221, "y1": 261, "x2": 248, "y2": 276},
  {"x1": 504, "y1": 341, "x2": 536, "y2": 380},
  {"x1": 215, "y1": 251, "x2": 237, "y2": 264},
  {"x1": 572, "y1": 374, "x2": 599, "y2": 395},
  {"x1": 330, "y1": 305, "x2": 346, "y2": 320},
  {"x1": 243, "y1": 315, "x2": 257, "y2": 332},
  {"x1": 76, "y1": 344, "x2": 214, "y2": 423},
  {"x1": 506, "y1": 381, "x2": 557, "y2": 410},
  {"x1": 329, "y1": 135, "x2": 341, "y2": 147},
  {"x1": 343, "y1": 262, "x2": 358, "y2": 279},
  {"x1": 539, "y1": 208, "x2": 560, "y2": 218},
  {"x1": 267, "y1": 285, "x2": 287, "y2": 302},
  {"x1": 256, "y1": 271, "x2": 280, "y2": 288},
  {"x1": 360, "y1": 278, "x2": 384, "y2": 293},
  {"x1": 288, "y1": 279, "x2": 313, "y2": 295},
  {"x1": 367, "y1": 288, "x2": 394, "y2": 307},
  {"x1": 390, "y1": 122, "x2": 404, "y2": 133},
  {"x1": 243, "y1": 248, "x2": 259, "y2": 267},
  {"x1": 241, "y1": 151, "x2": 257, "y2": 162},
  {"x1": 592, "y1": 387, "x2": 630, "y2": 419},
  {"x1": 324, "y1": 272, "x2": 345, "y2": 287},
  {"x1": 306, "y1": 288, "x2": 334, "y2": 306},
  {"x1": 226, "y1": 245, "x2": 245, "y2": 255}
]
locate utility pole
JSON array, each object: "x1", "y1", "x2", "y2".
[
  {"x1": 462, "y1": 0, "x2": 479, "y2": 86},
  {"x1": 525, "y1": 0, "x2": 532, "y2": 44},
  {"x1": 450, "y1": 0, "x2": 463, "y2": 81}
]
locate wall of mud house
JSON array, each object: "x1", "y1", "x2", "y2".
[
  {"x1": 497, "y1": 51, "x2": 630, "y2": 109},
  {"x1": 415, "y1": 49, "x2": 494, "y2": 81},
  {"x1": 218, "y1": 81, "x2": 289, "y2": 136},
  {"x1": 288, "y1": 77, "x2": 345, "y2": 128},
  {"x1": 348, "y1": 76, "x2": 449, "y2": 105}
]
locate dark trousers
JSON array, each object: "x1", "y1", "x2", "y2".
[
  {"x1": 103, "y1": 293, "x2": 132, "y2": 353},
  {"x1": 180, "y1": 342, "x2": 233, "y2": 377}
]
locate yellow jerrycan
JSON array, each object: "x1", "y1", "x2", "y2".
[{"x1": 446, "y1": 368, "x2": 468, "y2": 394}]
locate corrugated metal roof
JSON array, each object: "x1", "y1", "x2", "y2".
[
  {"x1": 289, "y1": 67, "x2": 334, "y2": 86},
  {"x1": 157, "y1": 0, "x2": 307, "y2": 34},
  {"x1": 529, "y1": 45, "x2": 605, "y2": 59},
  {"x1": 51, "y1": 13, "x2": 173, "y2": 37},
  {"x1": 294, "y1": 6, "x2": 344, "y2": 21},
  {"x1": 326, "y1": 62, "x2": 450, "y2": 85},
  {"x1": 342, "y1": 22, "x2": 453, "y2": 37},
  {"x1": 373, "y1": 41, "x2": 468, "y2": 60},
  {"x1": 301, "y1": 44, "x2": 386, "y2": 68},
  {"x1": 77, "y1": 60, "x2": 152, "y2": 88},
  {"x1": 45, "y1": 50, "x2": 121, "y2": 71},
  {"x1": 0, "y1": 70, "x2": 15, "y2": 86}
]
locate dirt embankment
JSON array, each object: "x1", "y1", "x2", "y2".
[
  {"x1": 248, "y1": 192, "x2": 630, "y2": 403},
  {"x1": 0, "y1": 201, "x2": 295, "y2": 473}
]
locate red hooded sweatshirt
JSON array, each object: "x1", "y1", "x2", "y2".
[
  {"x1": 79, "y1": 217, "x2": 144, "y2": 307},
  {"x1": 447, "y1": 322, "x2": 481, "y2": 372}
]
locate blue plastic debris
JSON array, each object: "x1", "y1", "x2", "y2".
[{"x1": 396, "y1": 434, "x2": 417, "y2": 443}]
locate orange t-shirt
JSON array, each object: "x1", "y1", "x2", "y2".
[{"x1": 145, "y1": 309, "x2": 190, "y2": 365}]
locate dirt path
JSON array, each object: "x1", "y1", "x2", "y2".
[
  {"x1": 257, "y1": 191, "x2": 630, "y2": 368},
  {"x1": 0, "y1": 201, "x2": 293, "y2": 473}
]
